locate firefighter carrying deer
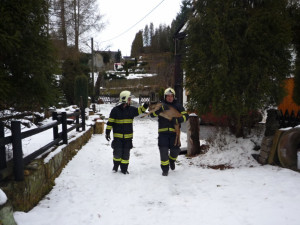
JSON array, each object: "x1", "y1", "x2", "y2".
[
  {"x1": 149, "y1": 87, "x2": 189, "y2": 176},
  {"x1": 105, "y1": 88, "x2": 188, "y2": 176}
]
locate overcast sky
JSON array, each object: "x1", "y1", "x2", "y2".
[{"x1": 93, "y1": 0, "x2": 183, "y2": 56}]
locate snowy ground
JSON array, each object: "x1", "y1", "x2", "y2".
[{"x1": 11, "y1": 103, "x2": 300, "y2": 225}]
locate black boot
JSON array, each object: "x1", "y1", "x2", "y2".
[
  {"x1": 162, "y1": 171, "x2": 168, "y2": 176},
  {"x1": 169, "y1": 158, "x2": 176, "y2": 170},
  {"x1": 120, "y1": 163, "x2": 129, "y2": 174},
  {"x1": 112, "y1": 160, "x2": 121, "y2": 172},
  {"x1": 161, "y1": 165, "x2": 169, "y2": 176}
]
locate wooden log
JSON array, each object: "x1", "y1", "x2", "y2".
[
  {"x1": 277, "y1": 127, "x2": 300, "y2": 169},
  {"x1": 94, "y1": 121, "x2": 104, "y2": 134},
  {"x1": 187, "y1": 114, "x2": 201, "y2": 157},
  {"x1": 267, "y1": 129, "x2": 285, "y2": 165}
]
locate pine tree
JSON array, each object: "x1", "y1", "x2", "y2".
[
  {"x1": 0, "y1": 0, "x2": 60, "y2": 111},
  {"x1": 149, "y1": 23, "x2": 154, "y2": 46},
  {"x1": 289, "y1": 1, "x2": 300, "y2": 105},
  {"x1": 294, "y1": 59, "x2": 300, "y2": 105},
  {"x1": 184, "y1": 0, "x2": 292, "y2": 137},
  {"x1": 61, "y1": 55, "x2": 89, "y2": 105},
  {"x1": 143, "y1": 24, "x2": 150, "y2": 47},
  {"x1": 130, "y1": 30, "x2": 143, "y2": 57}
]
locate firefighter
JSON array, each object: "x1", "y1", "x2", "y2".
[
  {"x1": 105, "y1": 90, "x2": 148, "y2": 174},
  {"x1": 150, "y1": 87, "x2": 189, "y2": 176}
]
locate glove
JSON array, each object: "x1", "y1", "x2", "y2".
[
  {"x1": 143, "y1": 101, "x2": 149, "y2": 109},
  {"x1": 155, "y1": 104, "x2": 169, "y2": 115},
  {"x1": 105, "y1": 133, "x2": 111, "y2": 141},
  {"x1": 171, "y1": 116, "x2": 184, "y2": 125},
  {"x1": 171, "y1": 117, "x2": 179, "y2": 125}
]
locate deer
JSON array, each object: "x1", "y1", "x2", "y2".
[{"x1": 142, "y1": 102, "x2": 182, "y2": 146}]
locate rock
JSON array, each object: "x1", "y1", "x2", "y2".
[{"x1": 0, "y1": 200, "x2": 17, "y2": 225}]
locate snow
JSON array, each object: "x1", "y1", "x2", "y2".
[
  {"x1": 0, "y1": 189, "x2": 7, "y2": 205},
  {"x1": 105, "y1": 71, "x2": 157, "y2": 80},
  {"x1": 8, "y1": 103, "x2": 300, "y2": 225},
  {"x1": 126, "y1": 73, "x2": 157, "y2": 79}
]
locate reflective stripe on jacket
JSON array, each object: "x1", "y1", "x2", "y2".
[{"x1": 106, "y1": 104, "x2": 147, "y2": 139}]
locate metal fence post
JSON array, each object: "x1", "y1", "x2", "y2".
[
  {"x1": 52, "y1": 111, "x2": 59, "y2": 140},
  {"x1": 81, "y1": 108, "x2": 86, "y2": 131},
  {"x1": 61, "y1": 112, "x2": 68, "y2": 144},
  {"x1": 0, "y1": 122, "x2": 7, "y2": 169},
  {"x1": 11, "y1": 121, "x2": 24, "y2": 181}
]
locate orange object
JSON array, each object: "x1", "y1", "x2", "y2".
[{"x1": 278, "y1": 78, "x2": 300, "y2": 114}]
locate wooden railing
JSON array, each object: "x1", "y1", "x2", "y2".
[
  {"x1": 0, "y1": 109, "x2": 85, "y2": 181},
  {"x1": 139, "y1": 95, "x2": 151, "y2": 104}
]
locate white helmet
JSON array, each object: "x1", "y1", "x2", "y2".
[
  {"x1": 164, "y1": 87, "x2": 175, "y2": 98},
  {"x1": 119, "y1": 90, "x2": 132, "y2": 103}
]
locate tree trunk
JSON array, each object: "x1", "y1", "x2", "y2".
[
  {"x1": 74, "y1": 0, "x2": 79, "y2": 52},
  {"x1": 60, "y1": 0, "x2": 67, "y2": 48},
  {"x1": 229, "y1": 114, "x2": 244, "y2": 138}
]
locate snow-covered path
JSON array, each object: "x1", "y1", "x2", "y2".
[{"x1": 14, "y1": 104, "x2": 300, "y2": 225}]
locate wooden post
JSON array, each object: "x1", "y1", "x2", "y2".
[
  {"x1": 76, "y1": 109, "x2": 80, "y2": 132},
  {"x1": 11, "y1": 121, "x2": 24, "y2": 181},
  {"x1": 81, "y1": 108, "x2": 86, "y2": 131},
  {"x1": 61, "y1": 112, "x2": 68, "y2": 144},
  {"x1": 91, "y1": 37, "x2": 95, "y2": 103},
  {"x1": 0, "y1": 122, "x2": 7, "y2": 169},
  {"x1": 187, "y1": 114, "x2": 201, "y2": 157},
  {"x1": 52, "y1": 111, "x2": 59, "y2": 140},
  {"x1": 94, "y1": 120, "x2": 104, "y2": 134}
]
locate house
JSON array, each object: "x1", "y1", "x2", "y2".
[{"x1": 89, "y1": 50, "x2": 122, "y2": 72}]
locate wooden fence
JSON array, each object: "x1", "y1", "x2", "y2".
[
  {"x1": 0, "y1": 109, "x2": 85, "y2": 181},
  {"x1": 98, "y1": 95, "x2": 119, "y2": 104},
  {"x1": 277, "y1": 109, "x2": 300, "y2": 128},
  {"x1": 139, "y1": 95, "x2": 151, "y2": 104},
  {"x1": 98, "y1": 94, "x2": 156, "y2": 105}
]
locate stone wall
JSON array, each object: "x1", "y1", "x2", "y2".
[{"x1": 0, "y1": 126, "x2": 94, "y2": 214}]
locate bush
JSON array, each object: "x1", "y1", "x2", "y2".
[{"x1": 74, "y1": 75, "x2": 88, "y2": 108}]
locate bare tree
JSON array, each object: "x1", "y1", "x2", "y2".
[
  {"x1": 50, "y1": 0, "x2": 104, "y2": 52},
  {"x1": 69, "y1": 0, "x2": 104, "y2": 52}
]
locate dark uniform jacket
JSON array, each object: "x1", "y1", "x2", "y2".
[
  {"x1": 106, "y1": 103, "x2": 147, "y2": 149},
  {"x1": 150, "y1": 100, "x2": 189, "y2": 134}
]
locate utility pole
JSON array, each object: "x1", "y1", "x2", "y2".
[{"x1": 91, "y1": 37, "x2": 94, "y2": 103}]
